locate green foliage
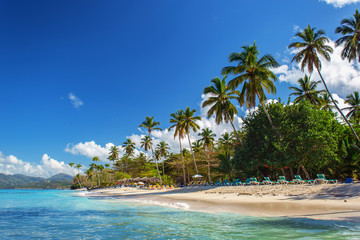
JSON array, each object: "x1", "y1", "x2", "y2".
[
  {"x1": 114, "y1": 171, "x2": 131, "y2": 180},
  {"x1": 233, "y1": 101, "x2": 345, "y2": 179}
]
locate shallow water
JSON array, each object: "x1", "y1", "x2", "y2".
[{"x1": 0, "y1": 189, "x2": 359, "y2": 239}]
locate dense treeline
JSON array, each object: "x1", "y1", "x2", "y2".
[{"x1": 71, "y1": 10, "x2": 360, "y2": 189}]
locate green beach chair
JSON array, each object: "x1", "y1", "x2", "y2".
[
  {"x1": 233, "y1": 178, "x2": 242, "y2": 186},
  {"x1": 251, "y1": 177, "x2": 260, "y2": 185},
  {"x1": 293, "y1": 175, "x2": 314, "y2": 184},
  {"x1": 315, "y1": 174, "x2": 338, "y2": 184},
  {"x1": 244, "y1": 178, "x2": 253, "y2": 185},
  {"x1": 262, "y1": 177, "x2": 276, "y2": 185},
  {"x1": 222, "y1": 179, "x2": 230, "y2": 186},
  {"x1": 277, "y1": 176, "x2": 291, "y2": 184}
]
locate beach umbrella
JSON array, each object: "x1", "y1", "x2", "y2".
[
  {"x1": 137, "y1": 182, "x2": 145, "y2": 185},
  {"x1": 192, "y1": 174, "x2": 203, "y2": 178}
]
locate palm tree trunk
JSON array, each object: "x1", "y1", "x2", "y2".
[
  {"x1": 179, "y1": 137, "x2": 187, "y2": 186},
  {"x1": 317, "y1": 68, "x2": 360, "y2": 141},
  {"x1": 300, "y1": 163, "x2": 310, "y2": 180},
  {"x1": 206, "y1": 150, "x2": 211, "y2": 183},
  {"x1": 226, "y1": 112, "x2": 243, "y2": 145},
  {"x1": 148, "y1": 132, "x2": 162, "y2": 185},
  {"x1": 76, "y1": 175, "x2": 83, "y2": 188},
  {"x1": 187, "y1": 132, "x2": 199, "y2": 175},
  {"x1": 256, "y1": 92, "x2": 276, "y2": 130}
]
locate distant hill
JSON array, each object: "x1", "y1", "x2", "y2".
[{"x1": 0, "y1": 173, "x2": 74, "y2": 189}]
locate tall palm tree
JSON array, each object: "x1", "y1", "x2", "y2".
[
  {"x1": 92, "y1": 157, "x2": 100, "y2": 187},
  {"x1": 156, "y1": 141, "x2": 170, "y2": 175},
  {"x1": 335, "y1": 10, "x2": 360, "y2": 62},
  {"x1": 343, "y1": 91, "x2": 360, "y2": 124},
  {"x1": 182, "y1": 107, "x2": 201, "y2": 175},
  {"x1": 221, "y1": 42, "x2": 279, "y2": 129},
  {"x1": 289, "y1": 75, "x2": 325, "y2": 105},
  {"x1": 69, "y1": 162, "x2": 83, "y2": 188},
  {"x1": 108, "y1": 146, "x2": 119, "y2": 182},
  {"x1": 96, "y1": 164, "x2": 104, "y2": 187},
  {"x1": 169, "y1": 110, "x2": 187, "y2": 185},
  {"x1": 75, "y1": 164, "x2": 83, "y2": 188},
  {"x1": 139, "y1": 116, "x2": 162, "y2": 184},
  {"x1": 321, "y1": 93, "x2": 338, "y2": 112},
  {"x1": 202, "y1": 76, "x2": 242, "y2": 144},
  {"x1": 198, "y1": 128, "x2": 216, "y2": 182},
  {"x1": 140, "y1": 135, "x2": 162, "y2": 184},
  {"x1": 218, "y1": 132, "x2": 235, "y2": 152},
  {"x1": 122, "y1": 138, "x2": 136, "y2": 172},
  {"x1": 289, "y1": 25, "x2": 359, "y2": 141}
]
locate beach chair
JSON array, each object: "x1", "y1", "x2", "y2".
[
  {"x1": 233, "y1": 179, "x2": 242, "y2": 186},
  {"x1": 261, "y1": 177, "x2": 276, "y2": 185},
  {"x1": 213, "y1": 180, "x2": 221, "y2": 186},
  {"x1": 315, "y1": 174, "x2": 338, "y2": 184},
  {"x1": 293, "y1": 175, "x2": 314, "y2": 184},
  {"x1": 277, "y1": 176, "x2": 291, "y2": 184},
  {"x1": 222, "y1": 179, "x2": 230, "y2": 186},
  {"x1": 244, "y1": 178, "x2": 253, "y2": 185},
  {"x1": 251, "y1": 177, "x2": 260, "y2": 185}
]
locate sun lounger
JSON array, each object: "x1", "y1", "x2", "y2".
[
  {"x1": 222, "y1": 179, "x2": 230, "y2": 186},
  {"x1": 251, "y1": 177, "x2": 260, "y2": 185},
  {"x1": 293, "y1": 175, "x2": 314, "y2": 184},
  {"x1": 213, "y1": 180, "x2": 221, "y2": 186},
  {"x1": 244, "y1": 178, "x2": 253, "y2": 185},
  {"x1": 261, "y1": 177, "x2": 276, "y2": 185},
  {"x1": 277, "y1": 176, "x2": 292, "y2": 184},
  {"x1": 315, "y1": 174, "x2": 337, "y2": 184},
  {"x1": 233, "y1": 179, "x2": 242, "y2": 186}
]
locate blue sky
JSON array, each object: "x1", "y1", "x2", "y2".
[{"x1": 1, "y1": 0, "x2": 360, "y2": 177}]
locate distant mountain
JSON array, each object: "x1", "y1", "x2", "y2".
[
  {"x1": 0, "y1": 173, "x2": 74, "y2": 189},
  {"x1": 47, "y1": 173, "x2": 73, "y2": 181}
]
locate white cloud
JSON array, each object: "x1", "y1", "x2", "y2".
[
  {"x1": 0, "y1": 152, "x2": 78, "y2": 178},
  {"x1": 274, "y1": 39, "x2": 360, "y2": 98},
  {"x1": 68, "y1": 92, "x2": 83, "y2": 109},
  {"x1": 320, "y1": 0, "x2": 360, "y2": 7}
]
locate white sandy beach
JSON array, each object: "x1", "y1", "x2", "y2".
[{"x1": 81, "y1": 184, "x2": 360, "y2": 222}]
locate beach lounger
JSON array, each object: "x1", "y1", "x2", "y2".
[
  {"x1": 222, "y1": 179, "x2": 230, "y2": 186},
  {"x1": 293, "y1": 175, "x2": 314, "y2": 184},
  {"x1": 261, "y1": 177, "x2": 276, "y2": 185},
  {"x1": 213, "y1": 180, "x2": 221, "y2": 186},
  {"x1": 315, "y1": 174, "x2": 338, "y2": 184},
  {"x1": 244, "y1": 178, "x2": 253, "y2": 185},
  {"x1": 277, "y1": 176, "x2": 291, "y2": 184},
  {"x1": 233, "y1": 179, "x2": 242, "y2": 186},
  {"x1": 251, "y1": 177, "x2": 260, "y2": 185}
]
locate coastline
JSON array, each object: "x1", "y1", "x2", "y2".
[{"x1": 82, "y1": 184, "x2": 360, "y2": 222}]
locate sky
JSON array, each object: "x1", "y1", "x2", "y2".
[{"x1": 1, "y1": 0, "x2": 360, "y2": 177}]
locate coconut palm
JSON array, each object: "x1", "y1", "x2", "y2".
[
  {"x1": 75, "y1": 163, "x2": 83, "y2": 188},
  {"x1": 335, "y1": 10, "x2": 360, "y2": 62},
  {"x1": 343, "y1": 91, "x2": 360, "y2": 124},
  {"x1": 96, "y1": 164, "x2": 104, "y2": 187},
  {"x1": 321, "y1": 93, "x2": 338, "y2": 112},
  {"x1": 122, "y1": 138, "x2": 136, "y2": 172},
  {"x1": 140, "y1": 135, "x2": 162, "y2": 184},
  {"x1": 169, "y1": 110, "x2": 187, "y2": 185},
  {"x1": 182, "y1": 107, "x2": 201, "y2": 175},
  {"x1": 289, "y1": 75, "x2": 325, "y2": 106},
  {"x1": 202, "y1": 76, "x2": 242, "y2": 144},
  {"x1": 218, "y1": 132, "x2": 235, "y2": 152},
  {"x1": 192, "y1": 140, "x2": 203, "y2": 154},
  {"x1": 69, "y1": 162, "x2": 83, "y2": 188},
  {"x1": 139, "y1": 116, "x2": 162, "y2": 184},
  {"x1": 108, "y1": 146, "x2": 119, "y2": 164},
  {"x1": 221, "y1": 42, "x2": 279, "y2": 129},
  {"x1": 156, "y1": 141, "x2": 170, "y2": 175},
  {"x1": 289, "y1": 25, "x2": 360, "y2": 141},
  {"x1": 92, "y1": 157, "x2": 100, "y2": 187},
  {"x1": 198, "y1": 128, "x2": 216, "y2": 182}
]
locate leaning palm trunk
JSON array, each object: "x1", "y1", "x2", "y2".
[
  {"x1": 179, "y1": 137, "x2": 187, "y2": 186},
  {"x1": 206, "y1": 151, "x2": 211, "y2": 183},
  {"x1": 256, "y1": 92, "x2": 276, "y2": 130},
  {"x1": 98, "y1": 173, "x2": 101, "y2": 187},
  {"x1": 76, "y1": 175, "x2": 83, "y2": 188},
  {"x1": 226, "y1": 112, "x2": 243, "y2": 145},
  {"x1": 150, "y1": 146, "x2": 163, "y2": 185},
  {"x1": 300, "y1": 163, "x2": 310, "y2": 180},
  {"x1": 317, "y1": 68, "x2": 360, "y2": 141},
  {"x1": 187, "y1": 132, "x2": 199, "y2": 175}
]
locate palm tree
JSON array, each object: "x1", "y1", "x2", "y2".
[
  {"x1": 192, "y1": 140, "x2": 203, "y2": 154},
  {"x1": 343, "y1": 91, "x2": 360, "y2": 124},
  {"x1": 96, "y1": 164, "x2": 104, "y2": 187},
  {"x1": 108, "y1": 146, "x2": 119, "y2": 182},
  {"x1": 221, "y1": 42, "x2": 279, "y2": 129},
  {"x1": 75, "y1": 164, "x2": 83, "y2": 188},
  {"x1": 289, "y1": 25, "x2": 360, "y2": 141},
  {"x1": 198, "y1": 128, "x2": 216, "y2": 182},
  {"x1": 156, "y1": 141, "x2": 170, "y2": 175},
  {"x1": 140, "y1": 135, "x2": 162, "y2": 184},
  {"x1": 218, "y1": 132, "x2": 235, "y2": 152},
  {"x1": 122, "y1": 138, "x2": 136, "y2": 172},
  {"x1": 182, "y1": 107, "x2": 201, "y2": 175},
  {"x1": 289, "y1": 75, "x2": 325, "y2": 105},
  {"x1": 69, "y1": 162, "x2": 83, "y2": 188},
  {"x1": 169, "y1": 110, "x2": 187, "y2": 185},
  {"x1": 139, "y1": 116, "x2": 162, "y2": 184},
  {"x1": 335, "y1": 10, "x2": 360, "y2": 62},
  {"x1": 202, "y1": 76, "x2": 242, "y2": 144},
  {"x1": 92, "y1": 157, "x2": 100, "y2": 187},
  {"x1": 321, "y1": 93, "x2": 338, "y2": 112}
]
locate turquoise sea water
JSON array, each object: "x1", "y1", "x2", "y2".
[{"x1": 0, "y1": 189, "x2": 359, "y2": 239}]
